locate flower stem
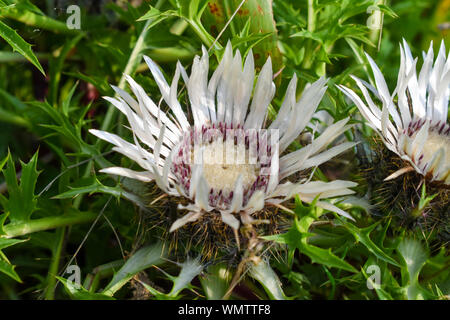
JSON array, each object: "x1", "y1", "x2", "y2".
[
  {"x1": 1, "y1": 212, "x2": 97, "y2": 239},
  {"x1": 307, "y1": 0, "x2": 316, "y2": 33},
  {"x1": 368, "y1": 0, "x2": 385, "y2": 52},
  {"x1": 302, "y1": 0, "x2": 317, "y2": 71},
  {"x1": 1, "y1": 7, "x2": 80, "y2": 35},
  {"x1": 44, "y1": 227, "x2": 66, "y2": 300}
]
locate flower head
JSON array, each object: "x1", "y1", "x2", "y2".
[
  {"x1": 340, "y1": 40, "x2": 449, "y2": 185},
  {"x1": 90, "y1": 43, "x2": 357, "y2": 234}
]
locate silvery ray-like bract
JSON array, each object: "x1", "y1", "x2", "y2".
[
  {"x1": 90, "y1": 42, "x2": 357, "y2": 233},
  {"x1": 339, "y1": 40, "x2": 450, "y2": 185}
]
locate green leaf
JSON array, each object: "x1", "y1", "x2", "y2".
[
  {"x1": 411, "y1": 184, "x2": 439, "y2": 218},
  {"x1": 0, "y1": 20, "x2": 45, "y2": 75},
  {"x1": 2, "y1": 150, "x2": 40, "y2": 224},
  {"x1": 61, "y1": 81, "x2": 79, "y2": 117},
  {"x1": 199, "y1": 263, "x2": 231, "y2": 300},
  {"x1": 362, "y1": 256, "x2": 404, "y2": 300},
  {"x1": 57, "y1": 277, "x2": 115, "y2": 300},
  {"x1": 338, "y1": 218, "x2": 401, "y2": 267},
  {"x1": 0, "y1": 212, "x2": 8, "y2": 236},
  {"x1": 138, "y1": 6, "x2": 162, "y2": 21},
  {"x1": 173, "y1": 0, "x2": 215, "y2": 48},
  {"x1": 291, "y1": 30, "x2": 324, "y2": 44},
  {"x1": 102, "y1": 242, "x2": 165, "y2": 296},
  {"x1": 397, "y1": 239, "x2": 430, "y2": 300},
  {"x1": 0, "y1": 153, "x2": 8, "y2": 171},
  {"x1": 0, "y1": 1, "x2": 13, "y2": 8},
  {"x1": 2, "y1": 0, "x2": 44, "y2": 15},
  {"x1": 300, "y1": 239, "x2": 358, "y2": 273},
  {"x1": 248, "y1": 260, "x2": 287, "y2": 300},
  {"x1": 49, "y1": 34, "x2": 84, "y2": 106},
  {"x1": 377, "y1": 4, "x2": 399, "y2": 18},
  {"x1": 53, "y1": 175, "x2": 146, "y2": 209},
  {"x1": 168, "y1": 258, "x2": 203, "y2": 297},
  {"x1": 0, "y1": 238, "x2": 27, "y2": 250},
  {"x1": 137, "y1": 6, "x2": 178, "y2": 30},
  {"x1": 53, "y1": 176, "x2": 122, "y2": 200},
  {"x1": 135, "y1": 280, "x2": 167, "y2": 299},
  {"x1": 0, "y1": 87, "x2": 27, "y2": 111},
  {"x1": 361, "y1": 266, "x2": 393, "y2": 300},
  {"x1": 63, "y1": 72, "x2": 112, "y2": 96},
  {"x1": 0, "y1": 259, "x2": 22, "y2": 282},
  {"x1": 0, "y1": 237, "x2": 28, "y2": 283},
  {"x1": 30, "y1": 100, "x2": 83, "y2": 149},
  {"x1": 0, "y1": 106, "x2": 30, "y2": 128},
  {"x1": 0, "y1": 88, "x2": 30, "y2": 127},
  {"x1": 264, "y1": 197, "x2": 357, "y2": 273},
  {"x1": 1, "y1": 1, "x2": 77, "y2": 35}
]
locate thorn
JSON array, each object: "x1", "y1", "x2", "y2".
[
  {"x1": 270, "y1": 203, "x2": 294, "y2": 214},
  {"x1": 234, "y1": 228, "x2": 240, "y2": 251},
  {"x1": 150, "y1": 193, "x2": 168, "y2": 205},
  {"x1": 273, "y1": 66, "x2": 285, "y2": 80},
  {"x1": 384, "y1": 166, "x2": 415, "y2": 181}
]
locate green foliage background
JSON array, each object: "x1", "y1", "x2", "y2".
[{"x1": 0, "y1": 0, "x2": 448, "y2": 300}]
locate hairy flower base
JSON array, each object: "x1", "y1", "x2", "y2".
[
  {"x1": 146, "y1": 191, "x2": 290, "y2": 261},
  {"x1": 172, "y1": 123, "x2": 274, "y2": 210},
  {"x1": 361, "y1": 138, "x2": 449, "y2": 247}
]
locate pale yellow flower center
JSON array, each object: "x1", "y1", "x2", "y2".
[
  {"x1": 198, "y1": 139, "x2": 259, "y2": 193},
  {"x1": 412, "y1": 130, "x2": 450, "y2": 164}
]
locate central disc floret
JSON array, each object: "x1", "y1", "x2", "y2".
[
  {"x1": 201, "y1": 139, "x2": 259, "y2": 193},
  {"x1": 171, "y1": 123, "x2": 276, "y2": 210},
  {"x1": 420, "y1": 131, "x2": 450, "y2": 164}
]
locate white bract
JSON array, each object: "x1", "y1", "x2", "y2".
[
  {"x1": 90, "y1": 43, "x2": 357, "y2": 233},
  {"x1": 339, "y1": 40, "x2": 450, "y2": 185}
]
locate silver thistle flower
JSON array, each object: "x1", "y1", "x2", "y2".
[
  {"x1": 339, "y1": 40, "x2": 450, "y2": 185},
  {"x1": 90, "y1": 43, "x2": 357, "y2": 233}
]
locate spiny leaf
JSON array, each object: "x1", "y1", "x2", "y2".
[
  {"x1": 337, "y1": 218, "x2": 401, "y2": 267},
  {"x1": 0, "y1": 259, "x2": 22, "y2": 282},
  {"x1": 2, "y1": 150, "x2": 40, "y2": 224},
  {"x1": 49, "y1": 34, "x2": 84, "y2": 106},
  {"x1": 0, "y1": 20, "x2": 45, "y2": 75},
  {"x1": 361, "y1": 266, "x2": 394, "y2": 300},
  {"x1": 377, "y1": 4, "x2": 399, "y2": 18},
  {"x1": 0, "y1": 212, "x2": 8, "y2": 236},
  {"x1": 102, "y1": 242, "x2": 165, "y2": 296},
  {"x1": 248, "y1": 259, "x2": 287, "y2": 300},
  {"x1": 299, "y1": 239, "x2": 358, "y2": 273},
  {"x1": 397, "y1": 239, "x2": 430, "y2": 300},
  {"x1": 199, "y1": 263, "x2": 231, "y2": 300},
  {"x1": 61, "y1": 81, "x2": 79, "y2": 117},
  {"x1": 1, "y1": 1, "x2": 77, "y2": 35},
  {"x1": 52, "y1": 176, "x2": 122, "y2": 200},
  {"x1": 137, "y1": 6, "x2": 178, "y2": 30},
  {"x1": 0, "y1": 238, "x2": 27, "y2": 250},
  {"x1": 0, "y1": 238, "x2": 27, "y2": 283},
  {"x1": 263, "y1": 226, "x2": 356, "y2": 273},
  {"x1": 57, "y1": 277, "x2": 115, "y2": 300},
  {"x1": 135, "y1": 280, "x2": 167, "y2": 299},
  {"x1": 0, "y1": 153, "x2": 8, "y2": 172},
  {"x1": 264, "y1": 196, "x2": 357, "y2": 273},
  {"x1": 168, "y1": 258, "x2": 203, "y2": 297}
]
